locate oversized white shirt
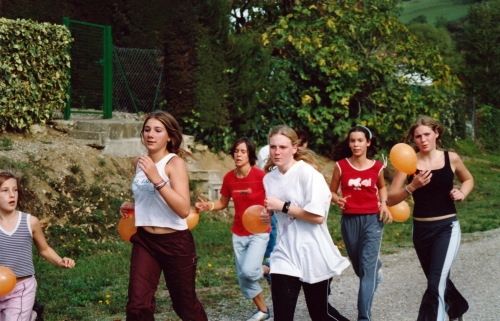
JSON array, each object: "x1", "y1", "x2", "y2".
[{"x1": 263, "y1": 160, "x2": 350, "y2": 283}]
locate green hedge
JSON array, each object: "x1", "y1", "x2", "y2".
[{"x1": 0, "y1": 18, "x2": 72, "y2": 131}]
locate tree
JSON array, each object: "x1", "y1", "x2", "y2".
[
  {"x1": 263, "y1": 0, "x2": 459, "y2": 149},
  {"x1": 458, "y1": 0, "x2": 500, "y2": 108},
  {"x1": 408, "y1": 23, "x2": 462, "y2": 74}
]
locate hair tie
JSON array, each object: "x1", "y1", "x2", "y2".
[{"x1": 356, "y1": 125, "x2": 372, "y2": 140}]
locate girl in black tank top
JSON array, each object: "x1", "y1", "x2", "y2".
[
  {"x1": 387, "y1": 116, "x2": 474, "y2": 321},
  {"x1": 409, "y1": 151, "x2": 457, "y2": 219}
]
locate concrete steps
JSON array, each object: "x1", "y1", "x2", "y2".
[{"x1": 52, "y1": 118, "x2": 225, "y2": 207}]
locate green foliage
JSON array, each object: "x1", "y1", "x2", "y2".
[
  {"x1": 163, "y1": 0, "x2": 231, "y2": 136},
  {"x1": 408, "y1": 14, "x2": 428, "y2": 24},
  {"x1": 476, "y1": 105, "x2": 500, "y2": 151},
  {"x1": 0, "y1": 137, "x2": 14, "y2": 150},
  {"x1": 194, "y1": 0, "x2": 231, "y2": 130},
  {"x1": 407, "y1": 23, "x2": 462, "y2": 74},
  {"x1": 264, "y1": 0, "x2": 459, "y2": 150},
  {"x1": 0, "y1": 18, "x2": 72, "y2": 132},
  {"x1": 458, "y1": 0, "x2": 500, "y2": 107}
]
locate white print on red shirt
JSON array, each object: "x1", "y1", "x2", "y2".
[{"x1": 347, "y1": 178, "x2": 372, "y2": 190}]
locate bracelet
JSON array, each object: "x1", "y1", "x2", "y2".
[
  {"x1": 155, "y1": 181, "x2": 167, "y2": 190},
  {"x1": 404, "y1": 186, "x2": 413, "y2": 195},
  {"x1": 458, "y1": 190, "x2": 465, "y2": 198},
  {"x1": 380, "y1": 200, "x2": 387, "y2": 203},
  {"x1": 152, "y1": 179, "x2": 164, "y2": 186},
  {"x1": 208, "y1": 201, "x2": 215, "y2": 211},
  {"x1": 153, "y1": 179, "x2": 165, "y2": 188}
]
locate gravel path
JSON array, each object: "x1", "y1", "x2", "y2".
[{"x1": 214, "y1": 228, "x2": 500, "y2": 320}]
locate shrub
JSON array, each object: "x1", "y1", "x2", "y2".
[
  {"x1": 476, "y1": 104, "x2": 500, "y2": 151},
  {"x1": 0, "y1": 18, "x2": 72, "y2": 132}
]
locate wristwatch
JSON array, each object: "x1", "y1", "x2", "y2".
[{"x1": 282, "y1": 201, "x2": 291, "y2": 214}]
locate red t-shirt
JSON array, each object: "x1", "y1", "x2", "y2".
[
  {"x1": 220, "y1": 166, "x2": 269, "y2": 236},
  {"x1": 337, "y1": 158, "x2": 383, "y2": 214}
]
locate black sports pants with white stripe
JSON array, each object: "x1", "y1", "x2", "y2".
[{"x1": 413, "y1": 217, "x2": 468, "y2": 321}]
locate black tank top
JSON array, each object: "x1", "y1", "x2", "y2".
[{"x1": 408, "y1": 151, "x2": 457, "y2": 218}]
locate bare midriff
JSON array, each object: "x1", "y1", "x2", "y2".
[{"x1": 142, "y1": 226, "x2": 178, "y2": 234}]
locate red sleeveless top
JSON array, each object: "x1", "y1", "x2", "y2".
[{"x1": 337, "y1": 158, "x2": 383, "y2": 214}]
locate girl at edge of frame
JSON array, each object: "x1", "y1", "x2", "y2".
[
  {"x1": 195, "y1": 137, "x2": 271, "y2": 321},
  {"x1": 329, "y1": 125, "x2": 392, "y2": 321},
  {"x1": 387, "y1": 116, "x2": 473, "y2": 321},
  {"x1": 259, "y1": 125, "x2": 351, "y2": 321},
  {"x1": 0, "y1": 170, "x2": 75, "y2": 321},
  {"x1": 120, "y1": 111, "x2": 208, "y2": 321}
]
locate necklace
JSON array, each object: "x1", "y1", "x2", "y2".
[{"x1": 234, "y1": 167, "x2": 251, "y2": 179}]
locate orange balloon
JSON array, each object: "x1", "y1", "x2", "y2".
[
  {"x1": 119, "y1": 210, "x2": 137, "y2": 242},
  {"x1": 242, "y1": 205, "x2": 270, "y2": 234},
  {"x1": 390, "y1": 143, "x2": 417, "y2": 175},
  {"x1": 0, "y1": 266, "x2": 16, "y2": 296},
  {"x1": 388, "y1": 200, "x2": 411, "y2": 223},
  {"x1": 186, "y1": 210, "x2": 200, "y2": 230}
]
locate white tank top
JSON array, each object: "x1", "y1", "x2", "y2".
[{"x1": 132, "y1": 153, "x2": 188, "y2": 230}]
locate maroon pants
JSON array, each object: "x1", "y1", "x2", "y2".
[{"x1": 126, "y1": 228, "x2": 208, "y2": 321}]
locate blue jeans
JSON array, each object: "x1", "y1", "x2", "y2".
[
  {"x1": 264, "y1": 215, "x2": 277, "y2": 259},
  {"x1": 233, "y1": 233, "x2": 269, "y2": 299}
]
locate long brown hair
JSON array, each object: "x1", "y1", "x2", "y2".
[
  {"x1": 263, "y1": 125, "x2": 321, "y2": 173},
  {"x1": 140, "y1": 111, "x2": 194, "y2": 161},
  {"x1": 404, "y1": 116, "x2": 445, "y2": 152}
]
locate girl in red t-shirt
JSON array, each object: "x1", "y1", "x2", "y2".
[
  {"x1": 329, "y1": 125, "x2": 392, "y2": 321},
  {"x1": 195, "y1": 137, "x2": 271, "y2": 321}
]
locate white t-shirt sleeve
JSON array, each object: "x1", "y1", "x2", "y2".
[{"x1": 300, "y1": 166, "x2": 332, "y2": 217}]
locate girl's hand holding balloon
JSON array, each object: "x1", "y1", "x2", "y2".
[
  {"x1": 450, "y1": 188, "x2": 465, "y2": 202},
  {"x1": 260, "y1": 208, "x2": 272, "y2": 225},
  {"x1": 120, "y1": 201, "x2": 135, "y2": 218}
]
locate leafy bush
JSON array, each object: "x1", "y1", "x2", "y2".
[
  {"x1": 476, "y1": 104, "x2": 500, "y2": 151},
  {"x1": 0, "y1": 18, "x2": 72, "y2": 131}
]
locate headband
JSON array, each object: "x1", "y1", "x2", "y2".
[{"x1": 356, "y1": 125, "x2": 372, "y2": 140}]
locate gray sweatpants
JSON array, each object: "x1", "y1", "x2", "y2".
[{"x1": 341, "y1": 213, "x2": 383, "y2": 321}]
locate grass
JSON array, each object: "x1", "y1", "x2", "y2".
[
  {"x1": 20, "y1": 140, "x2": 500, "y2": 320},
  {"x1": 399, "y1": 0, "x2": 472, "y2": 24},
  {"x1": 0, "y1": 137, "x2": 13, "y2": 150}
]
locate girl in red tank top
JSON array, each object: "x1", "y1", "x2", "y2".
[{"x1": 329, "y1": 125, "x2": 392, "y2": 321}]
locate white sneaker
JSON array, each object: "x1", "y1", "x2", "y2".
[
  {"x1": 377, "y1": 269, "x2": 383, "y2": 284},
  {"x1": 246, "y1": 308, "x2": 271, "y2": 321}
]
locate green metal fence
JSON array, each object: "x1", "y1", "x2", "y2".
[
  {"x1": 113, "y1": 47, "x2": 164, "y2": 114},
  {"x1": 63, "y1": 17, "x2": 112, "y2": 120}
]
